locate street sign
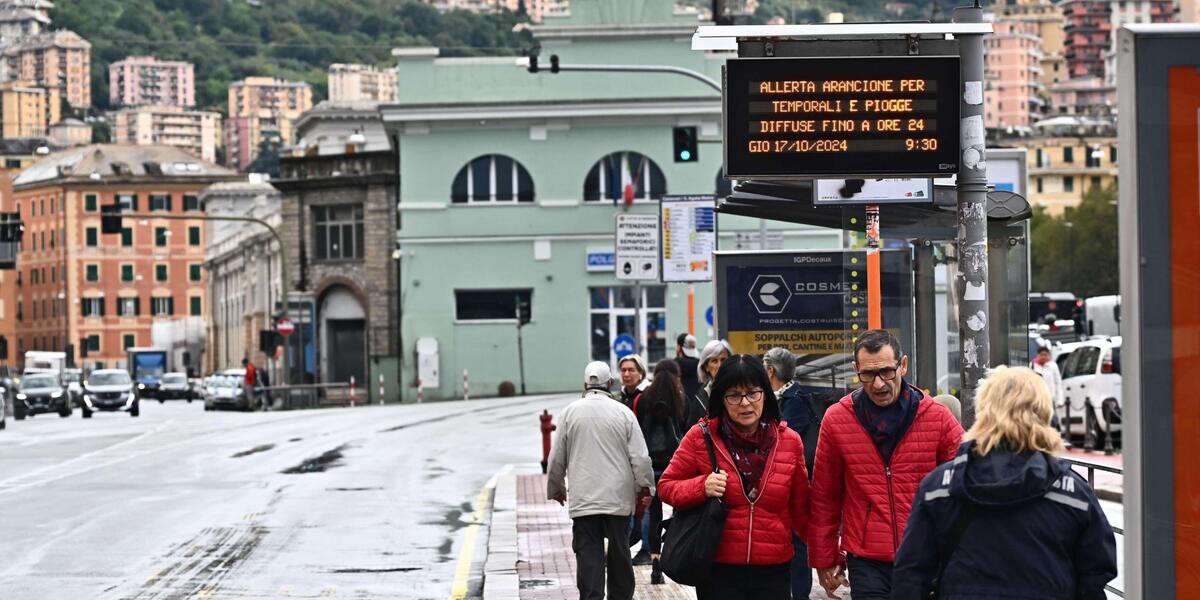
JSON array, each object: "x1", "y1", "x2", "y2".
[
  {"x1": 277, "y1": 317, "x2": 295, "y2": 337},
  {"x1": 705, "y1": 306, "x2": 714, "y2": 326},
  {"x1": 612, "y1": 334, "x2": 637, "y2": 357},
  {"x1": 813, "y1": 178, "x2": 933, "y2": 205},
  {"x1": 660, "y1": 195, "x2": 717, "y2": 282},
  {"x1": 615, "y1": 213, "x2": 659, "y2": 281},
  {"x1": 723, "y1": 56, "x2": 961, "y2": 179}
]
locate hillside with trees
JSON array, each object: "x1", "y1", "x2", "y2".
[{"x1": 50, "y1": 0, "x2": 533, "y2": 112}]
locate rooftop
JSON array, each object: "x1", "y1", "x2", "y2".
[
  {"x1": 2, "y1": 29, "x2": 90, "y2": 52},
  {"x1": 13, "y1": 144, "x2": 235, "y2": 187}
]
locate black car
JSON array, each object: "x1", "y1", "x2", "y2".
[{"x1": 14, "y1": 372, "x2": 72, "y2": 419}]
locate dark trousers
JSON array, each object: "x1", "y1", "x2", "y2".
[
  {"x1": 791, "y1": 535, "x2": 813, "y2": 599},
  {"x1": 642, "y1": 468, "x2": 666, "y2": 555},
  {"x1": 846, "y1": 553, "x2": 894, "y2": 600},
  {"x1": 696, "y1": 563, "x2": 790, "y2": 600},
  {"x1": 572, "y1": 515, "x2": 635, "y2": 600}
]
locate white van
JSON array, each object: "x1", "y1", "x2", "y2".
[{"x1": 1081, "y1": 295, "x2": 1120, "y2": 338}]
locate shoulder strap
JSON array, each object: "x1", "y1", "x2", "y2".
[
  {"x1": 935, "y1": 503, "x2": 977, "y2": 586},
  {"x1": 699, "y1": 421, "x2": 720, "y2": 473}
]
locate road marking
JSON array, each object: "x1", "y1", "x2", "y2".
[{"x1": 448, "y1": 466, "x2": 507, "y2": 600}]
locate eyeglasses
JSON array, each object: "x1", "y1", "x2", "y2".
[
  {"x1": 723, "y1": 388, "x2": 764, "y2": 406},
  {"x1": 856, "y1": 366, "x2": 899, "y2": 384}
]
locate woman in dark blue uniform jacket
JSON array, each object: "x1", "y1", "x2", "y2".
[{"x1": 892, "y1": 365, "x2": 1117, "y2": 600}]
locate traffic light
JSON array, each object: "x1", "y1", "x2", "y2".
[
  {"x1": 0, "y1": 212, "x2": 23, "y2": 242},
  {"x1": 101, "y1": 203, "x2": 123, "y2": 234},
  {"x1": 673, "y1": 126, "x2": 698, "y2": 162},
  {"x1": 259, "y1": 330, "x2": 282, "y2": 354}
]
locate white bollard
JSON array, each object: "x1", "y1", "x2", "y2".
[
  {"x1": 463, "y1": 369, "x2": 470, "y2": 401},
  {"x1": 350, "y1": 375, "x2": 356, "y2": 407},
  {"x1": 416, "y1": 378, "x2": 424, "y2": 404},
  {"x1": 379, "y1": 373, "x2": 385, "y2": 405}
]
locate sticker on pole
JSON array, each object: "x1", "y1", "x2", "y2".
[
  {"x1": 615, "y1": 213, "x2": 660, "y2": 281},
  {"x1": 277, "y1": 317, "x2": 295, "y2": 337}
]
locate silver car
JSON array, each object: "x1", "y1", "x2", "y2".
[{"x1": 81, "y1": 369, "x2": 140, "y2": 418}]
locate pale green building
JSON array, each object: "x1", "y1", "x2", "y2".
[{"x1": 379, "y1": 0, "x2": 840, "y2": 402}]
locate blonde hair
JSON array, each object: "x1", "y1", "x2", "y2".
[{"x1": 964, "y1": 365, "x2": 1065, "y2": 456}]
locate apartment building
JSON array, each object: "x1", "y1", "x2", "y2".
[
  {"x1": 999, "y1": 117, "x2": 1117, "y2": 215},
  {"x1": 997, "y1": 0, "x2": 1066, "y2": 91},
  {"x1": 0, "y1": 3, "x2": 49, "y2": 44},
  {"x1": 109, "y1": 56, "x2": 195, "y2": 108},
  {"x1": 0, "y1": 79, "x2": 58, "y2": 137},
  {"x1": 328, "y1": 64, "x2": 396, "y2": 103},
  {"x1": 224, "y1": 77, "x2": 313, "y2": 171},
  {"x1": 1, "y1": 29, "x2": 90, "y2": 109},
  {"x1": 110, "y1": 105, "x2": 221, "y2": 163},
  {"x1": 1061, "y1": 0, "x2": 1174, "y2": 80},
  {"x1": 9, "y1": 145, "x2": 237, "y2": 368},
  {"x1": 985, "y1": 18, "x2": 1044, "y2": 130}
]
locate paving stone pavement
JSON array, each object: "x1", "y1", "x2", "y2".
[{"x1": 513, "y1": 473, "x2": 696, "y2": 600}]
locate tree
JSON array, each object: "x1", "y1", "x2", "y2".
[
  {"x1": 247, "y1": 135, "x2": 282, "y2": 178},
  {"x1": 1030, "y1": 184, "x2": 1119, "y2": 298}
]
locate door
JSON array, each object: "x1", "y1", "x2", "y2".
[
  {"x1": 327, "y1": 319, "x2": 365, "y2": 386},
  {"x1": 588, "y1": 285, "x2": 668, "y2": 371}
]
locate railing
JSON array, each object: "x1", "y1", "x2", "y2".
[
  {"x1": 256, "y1": 382, "x2": 350, "y2": 409},
  {"x1": 1061, "y1": 455, "x2": 1124, "y2": 598}
]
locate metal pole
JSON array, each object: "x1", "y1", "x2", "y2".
[
  {"x1": 953, "y1": 4, "x2": 990, "y2": 428},
  {"x1": 516, "y1": 295, "x2": 527, "y2": 396}
]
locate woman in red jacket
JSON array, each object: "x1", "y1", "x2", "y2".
[{"x1": 658, "y1": 354, "x2": 810, "y2": 600}]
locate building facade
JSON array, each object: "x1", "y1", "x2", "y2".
[
  {"x1": 109, "y1": 105, "x2": 221, "y2": 163},
  {"x1": 996, "y1": 0, "x2": 1066, "y2": 93},
  {"x1": 985, "y1": 18, "x2": 1044, "y2": 130},
  {"x1": 48, "y1": 117, "x2": 89, "y2": 146},
  {"x1": 201, "y1": 179, "x2": 283, "y2": 378},
  {"x1": 108, "y1": 56, "x2": 195, "y2": 108},
  {"x1": 1061, "y1": 0, "x2": 1174, "y2": 81},
  {"x1": 0, "y1": 79, "x2": 58, "y2": 137},
  {"x1": 379, "y1": 0, "x2": 840, "y2": 402},
  {"x1": 998, "y1": 118, "x2": 1117, "y2": 215},
  {"x1": 1048, "y1": 77, "x2": 1116, "y2": 115},
  {"x1": 272, "y1": 151, "x2": 399, "y2": 400},
  {"x1": 292, "y1": 101, "x2": 391, "y2": 156},
  {"x1": 224, "y1": 77, "x2": 313, "y2": 171},
  {"x1": 328, "y1": 64, "x2": 396, "y2": 103},
  {"x1": 9, "y1": 145, "x2": 236, "y2": 370},
  {"x1": 0, "y1": 4, "x2": 48, "y2": 44},
  {"x1": 1, "y1": 29, "x2": 90, "y2": 109}
]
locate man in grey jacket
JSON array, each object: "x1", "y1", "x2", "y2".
[{"x1": 547, "y1": 361, "x2": 655, "y2": 600}]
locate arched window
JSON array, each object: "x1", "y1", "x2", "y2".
[
  {"x1": 451, "y1": 154, "x2": 534, "y2": 203},
  {"x1": 715, "y1": 168, "x2": 734, "y2": 198},
  {"x1": 583, "y1": 151, "x2": 666, "y2": 202}
]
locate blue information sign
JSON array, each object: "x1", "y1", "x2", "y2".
[{"x1": 612, "y1": 334, "x2": 637, "y2": 357}]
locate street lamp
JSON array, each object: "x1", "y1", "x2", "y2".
[{"x1": 1064, "y1": 220, "x2": 1075, "y2": 295}]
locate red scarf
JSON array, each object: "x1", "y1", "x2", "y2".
[{"x1": 718, "y1": 418, "x2": 779, "y2": 501}]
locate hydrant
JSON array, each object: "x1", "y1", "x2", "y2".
[{"x1": 540, "y1": 410, "x2": 556, "y2": 474}]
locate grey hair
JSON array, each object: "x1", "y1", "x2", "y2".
[
  {"x1": 762, "y1": 347, "x2": 796, "y2": 383},
  {"x1": 697, "y1": 339, "x2": 734, "y2": 385}
]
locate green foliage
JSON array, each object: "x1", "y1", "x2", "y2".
[
  {"x1": 50, "y1": 0, "x2": 534, "y2": 112},
  {"x1": 1030, "y1": 184, "x2": 1119, "y2": 299}
]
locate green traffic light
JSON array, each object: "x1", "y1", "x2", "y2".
[{"x1": 679, "y1": 150, "x2": 691, "y2": 161}]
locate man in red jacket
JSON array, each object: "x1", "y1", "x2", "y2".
[{"x1": 809, "y1": 330, "x2": 963, "y2": 599}]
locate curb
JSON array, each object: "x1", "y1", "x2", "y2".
[{"x1": 482, "y1": 472, "x2": 520, "y2": 600}]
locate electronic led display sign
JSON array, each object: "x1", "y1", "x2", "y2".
[{"x1": 723, "y1": 56, "x2": 961, "y2": 179}]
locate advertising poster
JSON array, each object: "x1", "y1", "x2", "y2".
[
  {"x1": 714, "y1": 250, "x2": 914, "y2": 357},
  {"x1": 660, "y1": 195, "x2": 717, "y2": 282}
]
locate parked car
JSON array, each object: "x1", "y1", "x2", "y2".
[
  {"x1": 14, "y1": 372, "x2": 72, "y2": 419},
  {"x1": 157, "y1": 372, "x2": 194, "y2": 402},
  {"x1": 81, "y1": 369, "x2": 140, "y2": 418},
  {"x1": 1058, "y1": 336, "x2": 1122, "y2": 448},
  {"x1": 63, "y1": 368, "x2": 83, "y2": 407},
  {"x1": 204, "y1": 371, "x2": 252, "y2": 411}
]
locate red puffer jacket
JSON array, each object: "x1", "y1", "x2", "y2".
[
  {"x1": 808, "y1": 391, "x2": 962, "y2": 568},
  {"x1": 658, "y1": 418, "x2": 810, "y2": 566}
]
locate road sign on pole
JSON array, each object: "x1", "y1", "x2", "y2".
[
  {"x1": 612, "y1": 334, "x2": 637, "y2": 358},
  {"x1": 277, "y1": 317, "x2": 295, "y2": 337},
  {"x1": 615, "y1": 213, "x2": 660, "y2": 281}
]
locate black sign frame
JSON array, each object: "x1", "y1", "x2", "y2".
[{"x1": 723, "y1": 55, "x2": 961, "y2": 179}]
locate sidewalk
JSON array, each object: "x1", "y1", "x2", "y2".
[{"x1": 489, "y1": 472, "x2": 696, "y2": 600}]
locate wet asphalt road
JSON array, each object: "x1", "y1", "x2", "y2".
[{"x1": 0, "y1": 394, "x2": 574, "y2": 600}]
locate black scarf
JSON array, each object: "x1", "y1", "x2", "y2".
[{"x1": 853, "y1": 381, "x2": 921, "y2": 465}]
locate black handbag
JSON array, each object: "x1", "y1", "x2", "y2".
[{"x1": 659, "y1": 421, "x2": 728, "y2": 586}]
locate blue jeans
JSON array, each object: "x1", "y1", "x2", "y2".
[{"x1": 792, "y1": 534, "x2": 813, "y2": 599}]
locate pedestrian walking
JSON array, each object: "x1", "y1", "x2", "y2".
[
  {"x1": 1031, "y1": 345, "x2": 1065, "y2": 432},
  {"x1": 808, "y1": 329, "x2": 963, "y2": 600},
  {"x1": 892, "y1": 366, "x2": 1117, "y2": 599},
  {"x1": 258, "y1": 367, "x2": 271, "y2": 411},
  {"x1": 763, "y1": 347, "x2": 818, "y2": 599},
  {"x1": 659, "y1": 354, "x2": 810, "y2": 600},
  {"x1": 636, "y1": 360, "x2": 686, "y2": 583},
  {"x1": 617, "y1": 354, "x2": 650, "y2": 412},
  {"x1": 546, "y1": 361, "x2": 655, "y2": 600},
  {"x1": 684, "y1": 339, "x2": 732, "y2": 426},
  {"x1": 241, "y1": 358, "x2": 257, "y2": 408},
  {"x1": 675, "y1": 333, "x2": 702, "y2": 407},
  {"x1": 933, "y1": 393, "x2": 962, "y2": 425}
]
